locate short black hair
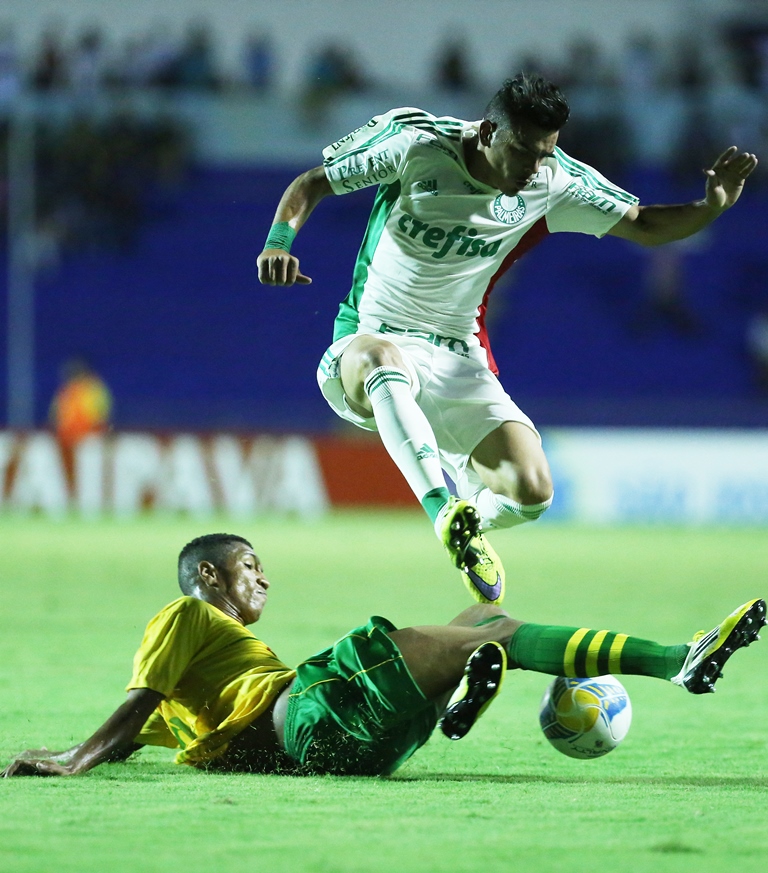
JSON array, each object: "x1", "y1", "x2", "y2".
[
  {"x1": 485, "y1": 73, "x2": 570, "y2": 133},
  {"x1": 177, "y1": 533, "x2": 253, "y2": 595}
]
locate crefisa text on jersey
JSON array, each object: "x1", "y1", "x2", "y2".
[{"x1": 397, "y1": 214, "x2": 502, "y2": 259}]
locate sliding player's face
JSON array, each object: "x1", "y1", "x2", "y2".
[
  {"x1": 221, "y1": 543, "x2": 270, "y2": 625},
  {"x1": 483, "y1": 120, "x2": 559, "y2": 196}
]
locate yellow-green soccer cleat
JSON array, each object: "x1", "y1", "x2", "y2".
[
  {"x1": 671, "y1": 599, "x2": 766, "y2": 693},
  {"x1": 439, "y1": 498, "x2": 505, "y2": 604},
  {"x1": 439, "y1": 642, "x2": 507, "y2": 740}
]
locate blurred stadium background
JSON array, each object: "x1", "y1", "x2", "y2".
[{"x1": 1, "y1": 0, "x2": 768, "y2": 523}]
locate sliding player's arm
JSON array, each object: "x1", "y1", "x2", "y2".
[
  {"x1": 2, "y1": 688, "x2": 163, "y2": 777},
  {"x1": 608, "y1": 147, "x2": 758, "y2": 247},
  {"x1": 257, "y1": 166, "x2": 333, "y2": 286}
]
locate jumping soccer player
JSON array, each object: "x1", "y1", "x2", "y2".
[
  {"x1": 257, "y1": 73, "x2": 758, "y2": 605},
  {"x1": 3, "y1": 534, "x2": 763, "y2": 778}
]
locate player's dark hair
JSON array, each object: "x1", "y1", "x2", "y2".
[
  {"x1": 485, "y1": 73, "x2": 570, "y2": 132},
  {"x1": 177, "y1": 533, "x2": 253, "y2": 595}
]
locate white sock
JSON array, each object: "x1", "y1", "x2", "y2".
[
  {"x1": 473, "y1": 488, "x2": 553, "y2": 530},
  {"x1": 363, "y1": 366, "x2": 448, "y2": 508}
]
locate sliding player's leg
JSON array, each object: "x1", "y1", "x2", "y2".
[
  {"x1": 391, "y1": 598, "x2": 766, "y2": 740},
  {"x1": 502, "y1": 601, "x2": 763, "y2": 688}
]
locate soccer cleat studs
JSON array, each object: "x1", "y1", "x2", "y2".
[{"x1": 439, "y1": 642, "x2": 507, "y2": 740}]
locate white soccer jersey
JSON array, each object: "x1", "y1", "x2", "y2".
[{"x1": 322, "y1": 107, "x2": 638, "y2": 372}]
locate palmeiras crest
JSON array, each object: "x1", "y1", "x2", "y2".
[{"x1": 492, "y1": 194, "x2": 526, "y2": 225}]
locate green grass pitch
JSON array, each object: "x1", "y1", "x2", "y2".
[{"x1": 1, "y1": 513, "x2": 766, "y2": 872}]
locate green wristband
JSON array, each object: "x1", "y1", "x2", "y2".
[{"x1": 265, "y1": 222, "x2": 296, "y2": 253}]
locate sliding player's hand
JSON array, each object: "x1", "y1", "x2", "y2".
[
  {"x1": 2, "y1": 756, "x2": 72, "y2": 777},
  {"x1": 257, "y1": 249, "x2": 312, "y2": 286}
]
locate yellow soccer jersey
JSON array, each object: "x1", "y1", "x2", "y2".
[{"x1": 127, "y1": 596, "x2": 295, "y2": 766}]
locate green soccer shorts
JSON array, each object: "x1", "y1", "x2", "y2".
[{"x1": 284, "y1": 616, "x2": 438, "y2": 776}]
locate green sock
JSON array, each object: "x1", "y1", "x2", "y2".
[
  {"x1": 508, "y1": 622, "x2": 688, "y2": 681},
  {"x1": 421, "y1": 486, "x2": 451, "y2": 524}
]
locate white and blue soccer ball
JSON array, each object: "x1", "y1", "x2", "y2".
[{"x1": 539, "y1": 675, "x2": 632, "y2": 759}]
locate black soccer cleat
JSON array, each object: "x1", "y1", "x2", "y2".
[{"x1": 439, "y1": 642, "x2": 507, "y2": 740}]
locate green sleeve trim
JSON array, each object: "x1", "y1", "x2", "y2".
[
  {"x1": 333, "y1": 181, "x2": 402, "y2": 341},
  {"x1": 554, "y1": 147, "x2": 638, "y2": 205}
]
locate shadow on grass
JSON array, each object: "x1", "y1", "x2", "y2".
[
  {"x1": 5, "y1": 759, "x2": 764, "y2": 792},
  {"x1": 389, "y1": 772, "x2": 768, "y2": 789}
]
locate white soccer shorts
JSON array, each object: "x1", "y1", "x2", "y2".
[{"x1": 316, "y1": 323, "x2": 540, "y2": 489}]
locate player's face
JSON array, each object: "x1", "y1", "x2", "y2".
[
  {"x1": 221, "y1": 543, "x2": 270, "y2": 625},
  {"x1": 482, "y1": 119, "x2": 559, "y2": 196}
]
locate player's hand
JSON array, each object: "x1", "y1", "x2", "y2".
[
  {"x1": 2, "y1": 756, "x2": 73, "y2": 777},
  {"x1": 257, "y1": 249, "x2": 312, "y2": 286},
  {"x1": 703, "y1": 147, "x2": 758, "y2": 211}
]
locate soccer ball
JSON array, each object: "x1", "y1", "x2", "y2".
[{"x1": 539, "y1": 675, "x2": 632, "y2": 759}]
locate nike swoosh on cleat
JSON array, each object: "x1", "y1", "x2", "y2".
[{"x1": 465, "y1": 568, "x2": 502, "y2": 602}]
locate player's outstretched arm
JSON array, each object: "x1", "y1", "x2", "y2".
[
  {"x1": 257, "y1": 166, "x2": 333, "y2": 286},
  {"x1": 608, "y1": 147, "x2": 758, "y2": 247},
  {"x1": 1, "y1": 688, "x2": 163, "y2": 777}
]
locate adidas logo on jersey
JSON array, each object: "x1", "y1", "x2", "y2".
[
  {"x1": 416, "y1": 179, "x2": 439, "y2": 196},
  {"x1": 397, "y1": 213, "x2": 502, "y2": 260}
]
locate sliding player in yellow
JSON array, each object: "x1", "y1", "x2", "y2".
[
  {"x1": 4, "y1": 534, "x2": 764, "y2": 777},
  {"x1": 258, "y1": 73, "x2": 758, "y2": 606}
]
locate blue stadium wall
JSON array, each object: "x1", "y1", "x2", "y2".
[{"x1": 2, "y1": 164, "x2": 768, "y2": 431}]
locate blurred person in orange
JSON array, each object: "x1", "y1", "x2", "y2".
[{"x1": 49, "y1": 356, "x2": 113, "y2": 449}]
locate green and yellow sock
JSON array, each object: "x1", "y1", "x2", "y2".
[{"x1": 507, "y1": 622, "x2": 688, "y2": 681}]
